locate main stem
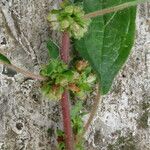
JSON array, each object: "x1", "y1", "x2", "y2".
[{"x1": 60, "y1": 32, "x2": 74, "y2": 150}]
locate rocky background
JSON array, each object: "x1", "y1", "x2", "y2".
[{"x1": 0, "y1": 0, "x2": 149, "y2": 150}]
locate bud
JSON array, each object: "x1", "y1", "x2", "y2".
[
  {"x1": 87, "y1": 74, "x2": 96, "y2": 83},
  {"x1": 47, "y1": 4, "x2": 90, "y2": 39},
  {"x1": 65, "y1": 5, "x2": 74, "y2": 14},
  {"x1": 70, "y1": 22, "x2": 81, "y2": 38},
  {"x1": 61, "y1": 20, "x2": 70, "y2": 30},
  {"x1": 51, "y1": 85, "x2": 64, "y2": 100},
  {"x1": 71, "y1": 22, "x2": 80, "y2": 32},
  {"x1": 73, "y1": 72, "x2": 80, "y2": 80},
  {"x1": 47, "y1": 13, "x2": 58, "y2": 22},
  {"x1": 75, "y1": 30, "x2": 84, "y2": 39},
  {"x1": 73, "y1": 6, "x2": 83, "y2": 14},
  {"x1": 51, "y1": 22, "x2": 60, "y2": 30}
]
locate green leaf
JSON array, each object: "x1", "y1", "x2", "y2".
[
  {"x1": 41, "y1": 83, "x2": 51, "y2": 95},
  {"x1": 74, "y1": 0, "x2": 136, "y2": 95},
  {"x1": 71, "y1": 101, "x2": 83, "y2": 118},
  {"x1": 47, "y1": 39, "x2": 59, "y2": 59},
  {"x1": 0, "y1": 53, "x2": 11, "y2": 64},
  {"x1": 40, "y1": 59, "x2": 67, "y2": 77}
]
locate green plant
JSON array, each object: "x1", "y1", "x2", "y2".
[
  {"x1": 0, "y1": 0, "x2": 149, "y2": 149},
  {"x1": 56, "y1": 101, "x2": 86, "y2": 150},
  {"x1": 47, "y1": 3, "x2": 91, "y2": 39},
  {"x1": 40, "y1": 59, "x2": 96, "y2": 100}
]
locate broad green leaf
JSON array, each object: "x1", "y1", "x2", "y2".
[
  {"x1": 47, "y1": 39, "x2": 59, "y2": 59},
  {"x1": 74, "y1": 0, "x2": 136, "y2": 95},
  {"x1": 0, "y1": 53, "x2": 11, "y2": 64}
]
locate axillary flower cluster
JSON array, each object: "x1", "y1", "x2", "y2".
[
  {"x1": 40, "y1": 59, "x2": 96, "y2": 100},
  {"x1": 47, "y1": 2, "x2": 91, "y2": 39}
]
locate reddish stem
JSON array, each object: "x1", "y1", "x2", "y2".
[
  {"x1": 60, "y1": 32, "x2": 74, "y2": 150},
  {"x1": 60, "y1": 32, "x2": 70, "y2": 64}
]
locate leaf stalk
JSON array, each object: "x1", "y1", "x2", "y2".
[
  {"x1": 84, "y1": 0, "x2": 149, "y2": 19},
  {"x1": 0, "y1": 61, "x2": 47, "y2": 81}
]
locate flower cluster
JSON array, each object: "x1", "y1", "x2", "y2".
[
  {"x1": 47, "y1": 2, "x2": 91, "y2": 39},
  {"x1": 40, "y1": 59, "x2": 96, "y2": 100}
]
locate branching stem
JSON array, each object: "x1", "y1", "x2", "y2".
[
  {"x1": 84, "y1": 85, "x2": 101, "y2": 133},
  {"x1": 0, "y1": 61, "x2": 47, "y2": 81}
]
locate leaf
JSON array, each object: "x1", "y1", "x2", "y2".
[
  {"x1": 71, "y1": 101, "x2": 83, "y2": 118},
  {"x1": 74, "y1": 0, "x2": 136, "y2": 95},
  {"x1": 56, "y1": 129, "x2": 64, "y2": 137},
  {"x1": 40, "y1": 59, "x2": 67, "y2": 77},
  {"x1": 0, "y1": 53, "x2": 11, "y2": 64},
  {"x1": 41, "y1": 83, "x2": 51, "y2": 95},
  {"x1": 47, "y1": 39, "x2": 59, "y2": 59}
]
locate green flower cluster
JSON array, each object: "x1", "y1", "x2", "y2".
[
  {"x1": 40, "y1": 59, "x2": 96, "y2": 100},
  {"x1": 47, "y1": 2, "x2": 91, "y2": 39}
]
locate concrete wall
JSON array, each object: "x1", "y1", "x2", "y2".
[{"x1": 0, "y1": 0, "x2": 149, "y2": 149}]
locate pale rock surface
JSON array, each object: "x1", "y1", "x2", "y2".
[{"x1": 0, "y1": 0, "x2": 149, "y2": 150}]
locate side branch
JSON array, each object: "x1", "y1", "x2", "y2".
[
  {"x1": 84, "y1": 84, "x2": 101, "y2": 133},
  {"x1": 0, "y1": 61, "x2": 47, "y2": 81},
  {"x1": 84, "y1": 0, "x2": 148, "y2": 19}
]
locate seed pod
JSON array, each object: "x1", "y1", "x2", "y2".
[
  {"x1": 75, "y1": 60, "x2": 89, "y2": 72},
  {"x1": 69, "y1": 83, "x2": 80, "y2": 93}
]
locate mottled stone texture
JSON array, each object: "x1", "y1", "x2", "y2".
[{"x1": 0, "y1": 0, "x2": 149, "y2": 150}]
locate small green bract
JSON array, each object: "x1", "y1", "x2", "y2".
[
  {"x1": 47, "y1": 2, "x2": 91, "y2": 39},
  {"x1": 40, "y1": 59, "x2": 96, "y2": 100}
]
